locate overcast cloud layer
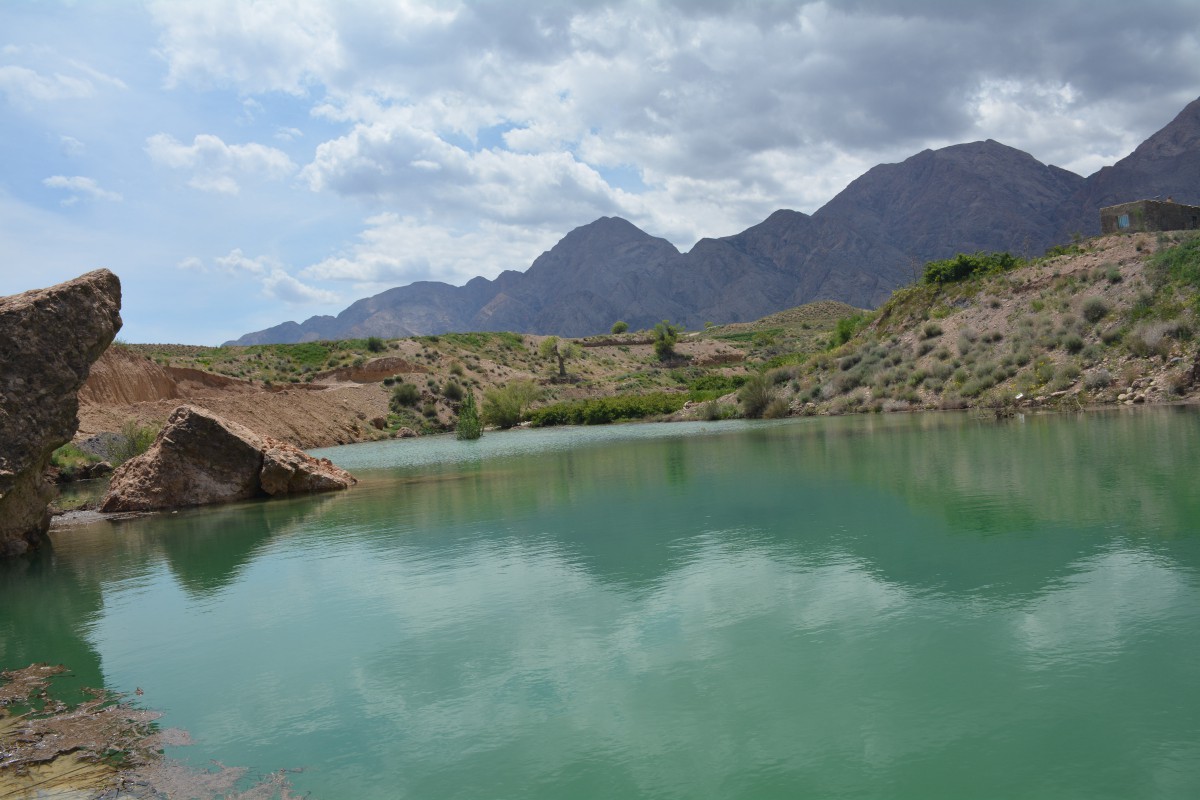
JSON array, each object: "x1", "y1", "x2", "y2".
[{"x1": 2, "y1": 1, "x2": 1198, "y2": 343}]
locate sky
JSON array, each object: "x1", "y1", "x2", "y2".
[{"x1": 2, "y1": 1, "x2": 1199, "y2": 345}]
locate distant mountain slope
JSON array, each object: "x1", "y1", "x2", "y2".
[
  {"x1": 230, "y1": 95, "x2": 1200, "y2": 345},
  {"x1": 815, "y1": 140, "x2": 1085, "y2": 260}
]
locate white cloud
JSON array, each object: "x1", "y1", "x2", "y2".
[
  {"x1": 145, "y1": 133, "x2": 296, "y2": 194},
  {"x1": 178, "y1": 247, "x2": 340, "y2": 306},
  {"x1": 59, "y1": 135, "x2": 85, "y2": 156},
  {"x1": 174, "y1": 247, "x2": 338, "y2": 307},
  {"x1": 262, "y1": 268, "x2": 339, "y2": 304},
  {"x1": 214, "y1": 247, "x2": 273, "y2": 276},
  {"x1": 301, "y1": 213, "x2": 559, "y2": 290},
  {"x1": 42, "y1": 175, "x2": 122, "y2": 205},
  {"x1": 148, "y1": 0, "x2": 344, "y2": 93},
  {"x1": 0, "y1": 46, "x2": 126, "y2": 109},
  {"x1": 0, "y1": 64, "x2": 94, "y2": 104}
]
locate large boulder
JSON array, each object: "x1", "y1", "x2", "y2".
[
  {"x1": 0, "y1": 270, "x2": 122, "y2": 557},
  {"x1": 100, "y1": 405, "x2": 355, "y2": 512}
]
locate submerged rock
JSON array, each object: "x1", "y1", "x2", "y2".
[
  {"x1": 0, "y1": 269, "x2": 122, "y2": 557},
  {"x1": 100, "y1": 405, "x2": 355, "y2": 512}
]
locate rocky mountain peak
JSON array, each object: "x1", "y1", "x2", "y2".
[
  {"x1": 1127, "y1": 96, "x2": 1200, "y2": 162},
  {"x1": 229, "y1": 95, "x2": 1200, "y2": 344}
]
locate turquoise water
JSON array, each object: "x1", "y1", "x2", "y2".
[{"x1": 3, "y1": 409, "x2": 1200, "y2": 798}]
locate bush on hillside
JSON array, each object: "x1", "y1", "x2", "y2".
[
  {"x1": 922, "y1": 251, "x2": 1023, "y2": 285},
  {"x1": 653, "y1": 320, "x2": 681, "y2": 361},
  {"x1": 390, "y1": 382, "x2": 420, "y2": 410},
  {"x1": 1081, "y1": 297, "x2": 1110, "y2": 323}
]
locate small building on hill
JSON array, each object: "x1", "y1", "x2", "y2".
[{"x1": 1100, "y1": 199, "x2": 1200, "y2": 234}]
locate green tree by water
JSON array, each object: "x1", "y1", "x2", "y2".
[
  {"x1": 456, "y1": 392, "x2": 483, "y2": 440},
  {"x1": 482, "y1": 380, "x2": 541, "y2": 429},
  {"x1": 737, "y1": 373, "x2": 774, "y2": 418}
]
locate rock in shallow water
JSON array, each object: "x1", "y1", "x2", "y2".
[
  {"x1": 100, "y1": 405, "x2": 355, "y2": 512},
  {"x1": 0, "y1": 269, "x2": 122, "y2": 557}
]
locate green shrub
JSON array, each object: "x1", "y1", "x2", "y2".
[
  {"x1": 443, "y1": 381, "x2": 464, "y2": 402},
  {"x1": 1081, "y1": 297, "x2": 1109, "y2": 323},
  {"x1": 456, "y1": 392, "x2": 482, "y2": 440},
  {"x1": 762, "y1": 397, "x2": 790, "y2": 419},
  {"x1": 1033, "y1": 358, "x2": 1055, "y2": 385},
  {"x1": 482, "y1": 380, "x2": 541, "y2": 428},
  {"x1": 653, "y1": 320, "x2": 681, "y2": 361},
  {"x1": 421, "y1": 402, "x2": 438, "y2": 418},
  {"x1": 528, "y1": 392, "x2": 687, "y2": 426},
  {"x1": 1084, "y1": 371, "x2": 1108, "y2": 393},
  {"x1": 390, "y1": 382, "x2": 420, "y2": 410},
  {"x1": 921, "y1": 322, "x2": 943, "y2": 339},
  {"x1": 50, "y1": 442, "x2": 100, "y2": 478},
  {"x1": 1063, "y1": 333, "x2": 1085, "y2": 354},
  {"x1": 700, "y1": 399, "x2": 734, "y2": 421},
  {"x1": 611, "y1": 320, "x2": 629, "y2": 334},
  {"x1": 110, "y1": 420, "x2": 159, "y2": 465},
  {"x1": 832, "y1": 313, "x2": 868, "y2": 346},
  {"x1": 366, "y1": 336, "x2": 385, "y2": 353},
  {"x1": 922, "y1": 251, "x2": 1022, "y2": 285},
  {"x1": 687, "y1": 374, "x2": 748, "y2": 401},
  {"x1": 737, "y1": 373, "x2": 774, "y2": 419},
  {"x1": 1129, "y1": 321, "x2": 1181, "y2": 359},
  {"x1": 449, "y1": 362, "x2": 465, "y2": 377},
  {"x1": 1147, "y1": 234, "x2": 1200, "y2": 290}
]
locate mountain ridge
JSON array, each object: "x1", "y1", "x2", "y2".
[{"x1": 229, "y1": 95, "x2": 1200, "y2": 345}]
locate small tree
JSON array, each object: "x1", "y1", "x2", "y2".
[
  {"x1": 611, "y1": 320, "x2": 628, "y2": 334},
  {"x1": 653, "y1": 320, "x2": 680, "y2": 361},
  {"x1": 539, "y1": 336, "x2": 582, "y2": 378},
  {"x1": 482, "y1": 380, "x2": 541, "y2": 428},
  {"x1": 456, "y1": 391, "x2": 483, "y2": 440}
]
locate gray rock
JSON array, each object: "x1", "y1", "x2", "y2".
[
  {"x1": 0, "y1": 269, "x2": 122, "y2": 557},
  {"x1": 100, "y1": 405, "x2": 355, "y2": 512}
]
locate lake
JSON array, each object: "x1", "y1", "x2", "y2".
[{"x1": 3, "y1": 408, "x2": 1200, "y2": 798}]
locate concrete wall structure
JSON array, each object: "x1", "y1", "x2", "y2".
[{"x1": 1100, "y1": 200, "x2": 1200, "y2": 234}]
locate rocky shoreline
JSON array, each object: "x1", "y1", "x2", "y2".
[{"x1": 0, "y1": 664, "x2": 306, "y2": 799}]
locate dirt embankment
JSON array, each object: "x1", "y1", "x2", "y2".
[{"x1": 78, "y1": 348, "x2": 392, "y2": 449}]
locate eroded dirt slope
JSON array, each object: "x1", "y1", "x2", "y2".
[{"x1": 78, "y1": 348, "x2": 391, "y2": 449}]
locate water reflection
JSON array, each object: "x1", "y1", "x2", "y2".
[{"x1": 3, "y1": 407, "x2": 1198, "y2": 799}]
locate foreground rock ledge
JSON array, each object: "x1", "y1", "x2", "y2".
[
  {"x1": 100, "y1": 405, "x2": 355, "y2": 512},
  {"x1": 0, "y1": 269, "x2": 122, "y2": 557}
]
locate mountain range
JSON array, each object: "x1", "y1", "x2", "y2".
[{"x1": 231, "y1": 96, "x2": 1200, "y2": 344}]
